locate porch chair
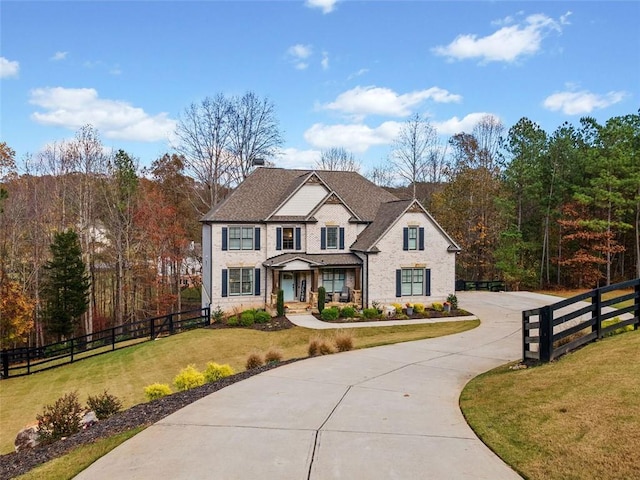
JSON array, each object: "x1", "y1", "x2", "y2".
[{"x1": 339, "y1": 286, "x2": 350, "y2": 303}]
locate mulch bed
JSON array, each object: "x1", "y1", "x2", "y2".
[
  {"x1": 318, "y1": 309, "x2": 470, "y2": 323},
  {"x1": 0, "y1": 317, "x2": 297, "y2": 479}
]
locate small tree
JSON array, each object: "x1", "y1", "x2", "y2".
[
  {"x1": 42, "y1": 230, "x2": 90, "y2": 341},
  {"x1": 276, "y1": 289, "x2": 285, "y2": 316},
  {"x1": 318, "y1": 286, "x2": 326, "y2": 313}
]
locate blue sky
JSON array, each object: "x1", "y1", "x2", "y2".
[{"x1": 1, "y1": 0, "x2": 639, "y2": 173}]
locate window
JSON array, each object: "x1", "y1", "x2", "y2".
[
  {"x1": 229, "y1": 268, "x2": 254, "y2": 296},
  {"x1": 229, "y1": 227, "x2": 254, "y2": 250},
  {"x1": 326, "y1": 226, "x2": 338, "y2": 249},
  {"x1": 282, "y1": 228, "x2": 294, "y2": 249},
  {"x1": 322, "y1": 269, "x2": 345, "y2": 293},
  {"x1": 401, "y1": 268, "x2": 423, "y2": 296},
  {"x1": 408, "y1": 227, "x2": 418, "y2": 250}
]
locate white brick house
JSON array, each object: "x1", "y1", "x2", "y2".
[{"x1": 201, "y1": 168, "x2": 460, "y2": 311}]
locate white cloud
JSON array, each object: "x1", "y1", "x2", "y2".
[
  {"x1": 276, "y1": 148, "x2": 321, "y2": 169},
  {"x1": 432, "y1": 112, "x2": 500, "y2": 135},
  {"x1": 0, "y1": 56, "x2": 19, "y2": 78},
  {"x1": 543, "y1": 89, "x2": 627, "y2": 115},
  {"x1": 306, "y1": 0, "x2": 338, "y2": 14},
  {"x1": 287, "y1": 44, "x2": 313, "y2": 70},
  {"x1": 323, "y1": 85, "x2": 462, "y2": 118},
  {"x1": 304, "y1": 121, "x2": 401, "y2": 153},
  {"x1": 29, "y1": 87, "x2": 176, "y2": 142},
  {"x1": 433, "y1": 12, "x2": 569, "y2": 63},
  {"x1": 348, "y1": 68, "x2": 369, "y2": 80},
  {"x1": 51, "y1": 51, "x2": 68, "y2": 61},
  {"x1": 321, "y1": 51, "x2": 329, "y2": 70}
]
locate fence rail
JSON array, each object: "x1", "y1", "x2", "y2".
[
  {"x1": 1, "y1": 307, "x2": 210, "y2": 379},
  {"x1": 455, "y1": 279, "x2": 506, "y2": 292},
  {"x1": 523, "y1": 279, "x2": 640, "y2": 363}
]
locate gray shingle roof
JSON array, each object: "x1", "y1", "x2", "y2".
[
  {"x1": 263, "y1": 253, "x2": 363, "y2": 268},
  {"x1": 201, "y1": 168, "x2": 399, "y2": 223},
  {"x1": 350, "y1": 199, "x2": 412, "y2": 252}
]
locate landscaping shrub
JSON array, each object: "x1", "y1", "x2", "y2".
[
  {"x1": 432, "y1": 302, "x2": 444, "y2": 312},
  {"x1": 318, "y1": 286, "x2": 326, "y2": 313},
  {"x1": 211, "y1": 305, "x2": 225, "y2": 323},
  {"x1": 245, "y1": 352, "x2": 264, "y2": 370},
  {"x1": 413, "y1": 303, "x2": 425, "y2": 314},
  {"x1": 240, "y1": 311, "x2": 255, "y2": 327},
  {"x1": 255, "y1": 310, "x2": 271, "y2": 324},
  {"x1": 277, "y1": 289, "x2": 285, "y2": 316},
  {"x1": 174, "y1": 364, "x2": 205, "y2": 391},
  {"x1": 226, "y1": 316, "x2": 239, "y2": 327},
  {"x1": 334, "y1": 331, "x2": 354, "y2": 352},
  {"x1": 204, "y1": 362, "x2": 235, "y2": 382},
  {"x1": 144, "y1": 383, "x2": 172, "y2": 401},
  {"x1": 340, "y1": 306, "x2": 356, "y2": 318},
  {"x1": 363, "y1": 308, "x2": 379, "y2": 319},
  {"x1": 86, "y1": 390, "x2": 122, "y2": 420},
  {"x1": 265, "y1": 347, "x2": 284, "y2": 363},
  {"x1": 446, "y1": 294, "x2": 458, "y2": 310},
  {"x1": 602, "y1": 317, "x2": 634, "y2": 336},
  {"x1": 308, "y1": 336, "x2": 321, "y2": 356},
  {"x1": 36, "y1": 391, "x2": 83, "y2": 443},
  {"x1": 321, "y1": 306, "x2": 339, "y2": 321},
  {"x1": 392, "y1": 303, "x2": 403, "y2": 314},
  {"x1": 318, "y1": 339, "x2": 335, "y2": 355}
]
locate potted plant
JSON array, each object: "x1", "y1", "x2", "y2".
[
  {"x1": 405, "y1": 302, "x2": 414, "y2": 315},
  {"x1": 443, "y1": 301, "x2": 451, "y2": 313}
]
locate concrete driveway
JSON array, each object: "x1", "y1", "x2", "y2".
[{"x1": 75, "y1": 291, "x2": 562, "y2": 479}]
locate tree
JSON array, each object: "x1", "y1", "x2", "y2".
[
  {"x1": 389, "y1": 113, "x2": 440, "y2": 198},
  {"x1": 0, "y1": 280, "x2": 34, "y2": 348},
  {"x1": 42, "y1": 230, "x2": 90, "y2": 341},
  {"x1": 315, "y1": 147, "x2": 361, "y2": 172}
]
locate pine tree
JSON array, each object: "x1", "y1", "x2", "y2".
[{"x1": 42, "y1": 230, "x2": 90, "y2": 341}]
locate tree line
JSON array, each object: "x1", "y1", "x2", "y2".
[{"x1": 0, "y1": 94, "x2": 638, "y2": 349}]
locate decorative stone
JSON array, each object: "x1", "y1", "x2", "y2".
[
  {"x1": 15, "y1": 424, "x2": 40, "y2": 452},
  {"x1": 81, "y1": 411, "x2": 98, "y2": 429}
]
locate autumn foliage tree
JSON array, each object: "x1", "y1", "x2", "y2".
[{"x1": 0, "y1": 280, "x2": 34, "y2": 348}]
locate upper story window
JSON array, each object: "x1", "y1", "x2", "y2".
[
  {"x1": 326, "y1": 226, "x2": 338, "y2": 249},
  {"x1": 282, "y1": 228, "x2": 294, "y2": 249},
  {"x1": 403, "y1": 226, "x2": 424, "y2": 251},
  {"x1": 222, "y1": 226, "x2": 260, "y2": 251},
  {"x1": 276, "y1": 227, "x2": 301, "y2": 251},
  {"x1": 321, "y1": 226, "x2": 344, "y2": 250},
  {"x1": 408, "y1": 227, "x2": 418, "y2": 250}
]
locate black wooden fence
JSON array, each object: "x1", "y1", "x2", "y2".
[
  {"x1": 523, "y1": 279, "x2": 640, "y2": 363},
  {"x1": 1, "y1": 307, "x2": 210, "y2": 379},
  {"x1": 455, "y1": 279, "x2": 506, "y2": 292}
]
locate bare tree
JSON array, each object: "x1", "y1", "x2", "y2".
[
  {"x1": 366, "y1": 163, "x2": 396, "y2": 187},
  {"x1": 389, "y1": 113, "x2": 439, "y2": 198},
  {"x1": 315, "y1": 147, "x2": 361, "y2": 172},
  {"x1": 175, "y1": 94, "x2": 233, "y2": 213},
  {"x1": 228, "y1": 91, "x2": 283, "y2": 183}
]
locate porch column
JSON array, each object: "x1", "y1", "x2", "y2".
[
  {"x1": 311, "y1": 269, "x2": 318, "y2": 291},
  {"x1": 272, "y1": 269, "x2": 280, "y2": 293},
  {"x1": 354, "y1": 266, "x2": 361, "y2": 290}
]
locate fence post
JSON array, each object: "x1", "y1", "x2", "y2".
[
  {"x1": 150, "y1": 317, "x2": 155, "y2": 340},
  {"x1": 70, "y1": 338, "x2": 74, "y2": 363},
  {"x1": 1, "y1": 349, "x2": 8, "y2": 379},
  {"x1": 539, "y1": 305, "x2": 553, "y2": 363},
  {"x1": 204, "y1": 307, "x2": 211, "y2": 327},
  {"x1": 522, "y1": 311, "x2": 528, "y2": 362},
  {"x1": 168, "y1": 314, "x2": 174, "y2": 335},
  {"x1": 593, "y1": 289, "x2": 602, "y2": 339},
  {"x1": 635, "y1": 282, "x2": 640, "y2": 331},
  {"x1": 112, "y1": 327, "x2": 116, "y2": 351}
]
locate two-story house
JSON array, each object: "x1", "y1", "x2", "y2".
[{"x1": 201, "y1": 168, "x2": 460, "y2": 312}]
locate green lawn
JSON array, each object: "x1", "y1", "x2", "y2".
[
  {"x1": 461, "y1": 328, "x2": 640, "y2": 480},
  {"x1": 0, "y1": 320, "x2": 478, "y2": 455}
]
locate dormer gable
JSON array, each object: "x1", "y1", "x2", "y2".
[{"x1": 267, "y1": 172, "x2": 330, "y2": 219}]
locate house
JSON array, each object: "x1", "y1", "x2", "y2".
[{"x1": 201, "y1": 168, "x2": 460, "y2": 312}]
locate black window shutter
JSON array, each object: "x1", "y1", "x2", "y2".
[
  {"x1": 321, "y1": 227, "x2": 327, "y2": 250},
  {"x1": 425, "y1": 268, "x2": 431, "y2": 296},
  {"x1": 254, "y1": 227, "x2": 261, "y2": 250},
  {"x1": 419, "y1": 227, "x2": 425, "y2": 251},
  {"x1": 295, "y1": 227, "x2": 301, "y2": 250},
  {"x1": 276, "y1": 227, "x2": 282, "y2": 250},
  {"x1": 339, "y1": 227, "x2": 345, "y2": 250},
  {"x1": 403, "y1": 227, "x2": 408, "y2": 251},
  {"x1": 254, "y1": 268, "x2": 261, "y2": 296},
  {"x1": 396, "y1": 269, "x2": 402, "y2": 297},
  {"x1": 221, "y1": 269, "x2": 228, "y2": 297},
  {"x1": 222, "y1": 227, "x2": 228, "y2": 251}
]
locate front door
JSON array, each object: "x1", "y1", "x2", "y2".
[{"x1": 281, "y1": 273, "x2": 295, "y2": 302}]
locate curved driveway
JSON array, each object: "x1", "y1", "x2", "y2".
[{"x1": 76, "y1": 291, "x2": 562, "y2": 479}]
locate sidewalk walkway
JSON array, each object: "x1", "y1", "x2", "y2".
[
  {"x1": 285, "y1": 312, "x2": 478, "y2": 329},
  {"x1": 75, "y1": 291, "x2": 563, "y2": 479}
]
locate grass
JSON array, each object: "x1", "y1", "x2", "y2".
[
  {"x1": 14, "y1": 427, "x2": 144, "y2": 480},
  {"x1": 0, "y1": 320, "x2": 478, "y2": 455},
  {"x1": 461, "y1": 328, "x2": 640, "y2": 480}
]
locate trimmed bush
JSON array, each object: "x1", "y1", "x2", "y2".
[
  {"x1": 265, "y1": 347, "x2": 284, "y2": 363},
  {"x1": 318, "y1": 286, "x2": 326, "y2": 313},
  {"x1": 392, "y1": 303, "x2": 403, "y2": 314},
  {"x1": 446, "y1": 294, "x2": 459, "y2": 310},
  {"x1": 334, "y1": 331, "x2": 354, "y2": 352},
  {"x1": 36, "y1": 391, "x2": 83, "y2": 443},
  {"x1": 602, "y1": 317, "x2": 634, "y2": 336},
  {"x1": 321, "y1": 306, "x2": 339, "y2": 321},
  {"x1": 240, "y1": 311, "x2": 255, "y2": 327},
  {"x1": 413, "y1": 303, "x2": 425, "y2": 314},
  {"x1": 255, "y1": 310, "x2": 271, "y2": 324},
  {"x1": 226, "y1": 316, "x2": 239, "y2": 326},
  {"x1": 144, "y1": 383, "x2": 172, "y2": 401},
  {"x1": 340, "y1": 306, "x2": 356, "y2": 318},
  {"x1": 363, "y1": 308, "x2": 379, "y2": 319},
  {"x1": 174, "y1": 364, "x2": 205, "y2": 391},
  {"x1": 86, "y1": 390, "x2": 122, "y2": 420},
  {"x1": 204, "y1": 362, "x2": 235, "y2": 382},
  {"x1": 246, "y1": 352, "x2": 264, "y2": 370},
  {"x1": 277, "y1": 289, "x2": 285, "y2": 316},
  {"x1": 432, "y1": 302, "x2": 444, "y2": 312}
]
